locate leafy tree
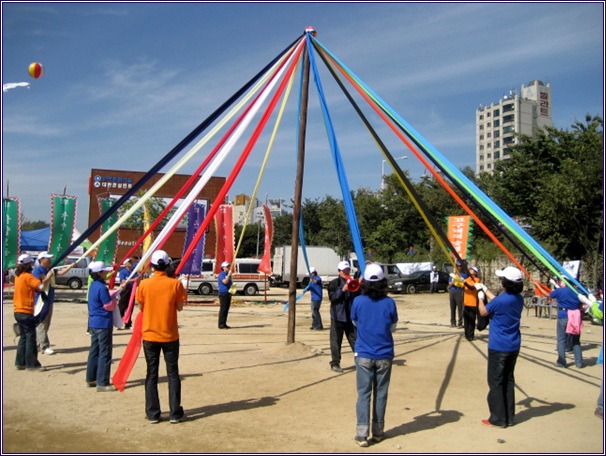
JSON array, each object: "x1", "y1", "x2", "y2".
[
  {"x1": 20, "y1": 219, "x2": 49, "y2": 231},
  {"x1": 479, "y1": 115, "x2": 603, "y2": 285},
  {"x1": 116, "y1": 190, "x2": 167, "y2": 232}
]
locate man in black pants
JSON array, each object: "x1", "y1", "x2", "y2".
[
  {"x1": 217, "y1": 262, "x2": 233, "y2": 329},
  {"x1": 327, "y1": 261, "x2": 359, "y2": 373}
]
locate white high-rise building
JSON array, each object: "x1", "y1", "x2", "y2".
[{"x1": 476, "y1": 80, "x2": 552, "y2": 174}]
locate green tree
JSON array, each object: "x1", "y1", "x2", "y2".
[
  {"x1": 20, "y1": 219, "x2": 50, "y2": 231},
  {"x1": 479, "y1": 115, "x2": 603, "y2": 284}
]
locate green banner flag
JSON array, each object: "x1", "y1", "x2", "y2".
[
  {"x1": 3, "y1": 198, "x2": 21, "y2": 269},
  {"x1": 48, "y1": 195, "x2": 77, "y2": 262},
  {"x1": 96, "y1": 198, "x2": 118, "y2": 265}
]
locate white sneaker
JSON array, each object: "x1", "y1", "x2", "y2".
[{"x1": 43, "y1": 348, "x2": 55, "y2": 355}]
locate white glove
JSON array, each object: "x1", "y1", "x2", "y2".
[
  {"x1": 549, "y1": 278, "x2": 558, "y2": 288},
  {"x1": 474, "y1": 282, "x2": 487, "y2": 292},
  {"x1": 478, "y1": 291, "x2": 485, "y2": 301}
]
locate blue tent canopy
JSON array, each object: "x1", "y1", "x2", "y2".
[{"x1": 20, "y1": 227, "x2": 50, "y2": 252}]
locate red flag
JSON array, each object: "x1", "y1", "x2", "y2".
[
  {"x1": 112, "y1": 311, "x2": 143, "y2": 392},
  {"x1": 214, "y1": 205, "x2": 234, "y2": 274},
  {"x1": 258, "y1": 205, "x2": 273, "y2": 274},
  {"x1": 447, "y1": 216, "x2": 471, "y2": 259}
]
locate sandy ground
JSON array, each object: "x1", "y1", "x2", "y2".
[{"x1": 2, "y1": 285, "x2": 604, "y2": 454}]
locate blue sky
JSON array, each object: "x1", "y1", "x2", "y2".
[{"x1": 2, "y1": 2, "x2": 604, "y2": 233}]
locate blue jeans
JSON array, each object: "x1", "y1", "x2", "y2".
[
  {"x1": 14, "y1": 312, "x2": 40, "y2": 369},
  {"x1": 355, "y1": 357, "x2": 393, "y2": 439},
  {"x1": 487, "y1": 349, "x2": 518, "y2": 427},
  {"x1": 311, "y1": 300, "x2": 323, "y2": 329},
  {"x1": 86, "y1": 328, "x2": 113, "y2": 386},
  {"x1": 557, "y1": 317, "x2": 582, "y2": 366},
  {"x1": 143, "y1": 339, "x2": 183, "y2": 421}
]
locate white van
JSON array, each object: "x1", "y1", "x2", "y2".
[
  {"x1": 180, "y1": 258, "x2": 270, "y2": 296},
  {"x1": 53, "y1": 256, "x2": 94, "y2": 289}
]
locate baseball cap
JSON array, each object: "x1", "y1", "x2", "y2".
[
  {"x1": 122, "y1": 258, "x2": 133, "y2": 265},
  {"x1": 221, "y1": 261, "x2": 230, "y2": 268},
  {"x1": 432, "y1": 266, "x2": 437, "y2": 269},
  {"x1": 309, "y1": 267, "x2": 317, "y2": 274},
  {"x1": 337, "y1": 260, "x2": 350, "y2": 271},
  {"x1": 38, "y1": 251, "x2": 54, "y2": 260},
  {"x1": 363, "y1": 263, "x2": 384, "y2": 282},
  {"x1": 88, "y1": 261, "x2": 112, "y2": 273},
  {"x1": 470, "y1": 266, "x2": 479, "y2": 273},
  {"x1": 18, "y1": 254, "x2": 34, "y2": 265},
  {"x1": 151, "y1": 250, "x2": 170, "y2": 266},
  {"x1": 495, "y1": 266, "x2": 522, "y2": 282}
]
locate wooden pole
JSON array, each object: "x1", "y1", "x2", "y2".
[{"x1": 287, "y1": 41, "x2": 310, "y2": 344}]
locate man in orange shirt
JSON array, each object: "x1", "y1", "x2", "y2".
[
  {"x1": 135, "y1": 250, "x2": 186, "y2": 424},
  {"x1": 13, "y1": 254, "x2": 54, "y2": 371},
  {"x1": 463, "y1": 266, "x2": 481, "y2": 341}
]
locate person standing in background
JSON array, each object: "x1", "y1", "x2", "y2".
[
  {"x1": 462, "y1": 266, "x2": 481, "y2": 341},
  {"x1": 217, "y1": 261, "x2": 233, "y2": 329},
  {"x1": 448, "y1": 260, "x2": 466, "y2": 328},
  {"x1": 309, "y1": 267, "x2": 323, "y2": 330},
  {"x1": 117, "y1": 258, "x2": 138, "y2": 330},
  {"x1": 33, "y1": 251, "x2": 76, "y2": 355},
  {"x1": 429, "y1": 266, "x2": 440, "y2": 294}
]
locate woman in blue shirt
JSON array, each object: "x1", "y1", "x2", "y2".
[{"x1": 476, "y1": 266, "x2": 524, "y2": 428}]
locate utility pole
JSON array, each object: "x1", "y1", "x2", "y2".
[{"x1": 287, "y1": 36, "x2": 310, "y2": 344}]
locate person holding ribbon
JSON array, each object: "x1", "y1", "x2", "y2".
[
  {"x1": 448, "y1": 260, "x2": 466, "y2": 327},
  {"x1": 13, "y1": 254, "x2": 54, "y2": 371}
]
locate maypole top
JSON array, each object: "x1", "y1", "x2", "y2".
[{"x1": 304, "y1": 27, "x2": 317, "y2": 36}]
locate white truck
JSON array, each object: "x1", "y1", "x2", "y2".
[
  {"x1": 180, "y1": 258, "x2": 269, "y2": 296},
  {"x1": 271, "y1": 245, "x2": 344, "y2": 288}
]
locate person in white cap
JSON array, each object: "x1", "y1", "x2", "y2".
[
  {"x1": 429, "y1": 266, "x2": 440, "y2": 294},
  {"x1": 117, "y1": 257, "x2": 139, "y2": 330},
  {"x1": 308, "y1": 267, "x2": 323, "y2": 330},
  {"x1": 475, "y1": 265, "x2": 524, "y2": 428},
  {"x1": 86, "y1": 260, "x2": 119, "y2": 392},
  {"x1": 327, "y1": 260, "x2": 359, "y2": 372},
  {"x1": 13, "y1": 254, "x2": 54, "y2": 371},
  {"x1": 350, "y1": 263, "x2": 398, "y2": 447},
  {"x1": 217, "y1": 261, "x2": 233, "y2": 329},
  {"x1": 135, "y1": 250, "x2": 187, "y2": 424},
  {"x1": 462, "y1": 266, "x2": 481, "y2": 341},
  {"x1": 33, "y1": 251, "x2": 76, "y2": 355}
]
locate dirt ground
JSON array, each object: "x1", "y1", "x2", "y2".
[{"x1": 2, "y1": 285, "x2": 604, "y2": 454}]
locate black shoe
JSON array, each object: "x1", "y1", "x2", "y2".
[
  {"x1": 331, "y1": 364, "x2": 343, "y2": 373},
  {"x1": 219, "y1": 325, "x2": 231, "y2": 329}
]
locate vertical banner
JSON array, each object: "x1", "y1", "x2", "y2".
[
  {"x1": 180, "y1": 202, "x2": 207, "y2": 275},
  {"x1": 214, "y1": 205, "x2": 234, "y2": 274},
  {"x1": 48, "y1": 194, "x2": 77, "y2": 259},
  {"x1": 96, "y1": 197, "x2": 119, "y2": 265},
  {"x1": 446, "y1": 215, "x2": 471, "y2": 259},
  {"x1": 3, "y1": 197, "x2": 21, "y2": 269},
  {"x1": 258, "y1": 205, "x2": 273, "y2": 275}
]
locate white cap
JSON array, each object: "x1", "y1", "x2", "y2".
[
  {"x1": 18, "y1": 254, "x2": 34, "y2": 265},
  {"x1": 495, "y1": 266, "x2": 522, "y2": 282},
  {"x1": 37, "y1": 251, "x2": 54, "y2": 260},
  {"x1": 221, "y1": 261, "x2": 230, "y2": 268},
  {"x1": 470, "y1": 266, "x2": 479, "y2": 273},
  {"x1": 88, "y1": 261, "x2": 112, "y2": 273},
  {"x1": 337, "y1": 260, "x2": 350, "y2": 271},
  {"x1": 363, "y1": 263, "x2": 384, "y2": 282},
  {"x1": 151, "y1": 250, "x2": 170, "y2": 266},
  {"x1": 122, "y1": 258, "x2": 133, "y2": 265},
  {"x1": 309, "y1": 267, "x2": 317, "y2": 274}
]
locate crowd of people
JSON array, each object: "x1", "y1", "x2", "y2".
[{"x1": 11, "y1": 250, "x2": 603, "y2": 443}]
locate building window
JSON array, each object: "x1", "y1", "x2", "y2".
[
  {"x1": 487, "y1": 112, "x2": 491, "y2": 117},
  {"x1": 494, "y1": 140, "x2": 500, "y2": 148},
  {"x1": 487, "y1": 163, "x2": 492, "y2": 169},
  {"x1": 493, "y1": 119, "x2": 500, "y2": 127},
  {"x1": 494, "y1": 150, "x2": 500, "y2": 159},
  {"x1": 480, "y1": 165, "x2": 484, "y2": 171},
  {"x1": 487, "y1": 132, "x2": 491, "y2": 138},
  {"x1": 503, "y1": 103, "x2": 514, "y2": 113},
  {"x1": 487, "y1": 143, "x2": 491, "y2": 148},
  {"x1": 503, "y1": 115, "x2": 514, "y2": 123},
  {"x1": 504, "y1": 136, "x2": 514, "y2": 144},
  {"x1": 479, "y1": 124, "x2": 484, "y2": 130},
  {"x1": 493, "y1": 109, "x2": 500, "y2": 117},
  {"x1": 487, "y1": 153, "x2": 491, "y2": 158},
  {"x1": 479, "y1": 115, "x2": 484, "y2": 120},
  {"x1": 479, "y1": 145, "x2": 484, "y2": 151},
  {"x1": 480, "y1": 135, "x2": 484, "y2": 140},
  {"x1": 494, "y1": 130, "x2": 500, "y2": 138},
  {"x1": 503, "y1": 125, "x2": 514, "y2": 133}
]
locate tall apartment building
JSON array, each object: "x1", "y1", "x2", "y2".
[{"x1": 476, "y1": 80, "x2": 552, "y2": 174}]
